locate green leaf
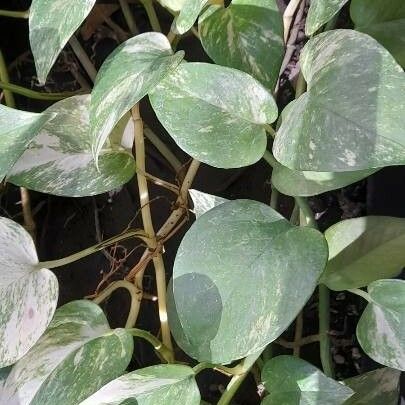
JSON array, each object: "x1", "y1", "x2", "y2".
[
  {"x1": 174, "y1": 0, "x2": 208, "y2": 34},
  {"x1": 273, "y1": 29, "x2": 405, "y2": 172},
  {"x1": 189, "y1": 189, "x2": 228, "y2": 218},
  {"x1": 150, "y1": 63, "x2": 277, "y2": 168},
  {"x1": 356, "y1": 279, "x2": 405, "y2": 371},
  {"x1": 0, "y1": 105, "x2": 51, "y2": 180},
  {"x1": 306, "y1": 0, "x2": 349, "y2": 36},
  {"x1": 343, "y1": 368, "x2": 400, "y2": 404},
  {"x1": 0, "y1": 217, "x2": 58, "y2": 368},
  {"x1": 80, "y1": 364, "x2": 200, "y2": 404},
  {"x1": 261, "y1": 355, "x2": 353, "y2": 404},
  {"x1": 168, "y1": 200, "x2": 328, "y2": 363},
  {"x1": 2, "y1": 300, "x2": 134, "y2": 404},
  {"x1": 351, "y1": 0, "x2": 405, "y2": 68},
  {"x1": 320, "y1": 216, "x2": 405, "y2": 290},
  {"x1": 90, "y1": 32, "x2": 184, "y2": 162},
  {"x1": 199, "y1": 0, "x2": 284, "y2": 90},
  {"x1": 29, "y1": 0, "x2": 97, "y2": 84},
  {"x1": 271, "y1": 159, "x2": 375, "y2": 197},
  {"x1": 8, "y1": 95, "x2": 136, "y2": 197}
]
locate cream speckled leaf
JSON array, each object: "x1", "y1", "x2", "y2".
[
  {"x1": 343, "y1": 368, "x2": 400, "y2": 405},
  {"x1": 271, "y1": 158, "x2": 375, "y2": 197},
  {"x1": 150, "y1": 63, "x2": 277, "y2": 168},
  {"x1": 273, "y1": 30, "x2": 405, "y2": 172},
  {"x1": 351, "y1": 0, "x2": 405, "y2": 68},
  {"x1": 199, "y1": 0, "x2": 284, "y2": 90},
  {"x1": 357, "y1": 279, "x2": 405, "y2": 371},
  {"x1": 90, "y1": 32, "x2": 184, "y2": 162},
  {"x1": 189, "y1": 189, "x2": 228, "y2": 218},
  {"x1": 261, "y1": 355, "x2": 353, "y2": 404},
  {"x1": 174, "y1": 0, "x2": 208, "y2": 34},
  {"x1": 2, "y1": 300, "x2": 134, "y2": 404},
  {"x1": 320, "y1": 216, "x2": 405, "y2": 291},
  {"x1": 0, "y1": 105, "x2": 52, "y2": 181},
  {"x1": 80, "y1": 364, "x2": 200, "y2": 404},
  {"x1": 29, "y1": 0, "x2": 97, "y2": 84},
  {"x1": 306, "y1": 0, "x2": 349, "y2": 36},
  {"x1": 8, "y1": 95, "x2": 135, "y2": 197},
  {"x1": 168, "y1": 200, "x2": 328, "y2": 363},
  {"x1": 157, "y1": 0, "x2": 186, "y2": 12},
  {"x1": 0, "y1": 217, "x2": 58, "y2": 368}
]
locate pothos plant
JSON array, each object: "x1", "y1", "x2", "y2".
[{"x1": 0, "y1": 0, "x2": 404, "y2": 403}]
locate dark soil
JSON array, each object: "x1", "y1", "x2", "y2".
[{"x1": 1, "y1": 0, "x2": 404, "y2": 403}]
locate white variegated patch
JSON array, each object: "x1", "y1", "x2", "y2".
[
  {"x1": 156, "y1": 0, "x2": 186, "y2": 12},
  {"x1": 273, "y1": 30, "x2": 405, "y2": 172},
  {"x1": 306, "y1": 0, "x2": 350, "y2": 36},
  {"x1": 357, "y1": 279, "x2": 405, "y2": 371},
  {"x1": 149, "y1": 62, "x2": 278, "y2": 168},
  {"x1": 90, "y1": 32, "x2": 184, "y2": 163},
  {"x1": 189, "y1": 189, "x2": 228, "y2": 218},
  {"x1": 29, "y1": 0, "x2": 97, "y2": 83},
  {"x1": 2, "y1": 300, "x2": 133, "y2": 404},
  {"x1": 174, "y1": 0, "x2": 208, "y2": 34},
  {"x1": 0, "y1": 105, "x2": 51, "y2": 180},
  {"x1": 0, "y1": 217, "x2": 58, "y2": 367},
  {"x1": 80, "y1": 365, "x2": 200, "y2": 404},
  {"x1": 8, "y1": 95, "x2": 136, "y2": 197},
  {"x1": 199, "y1": 0, "x2": 284, "y2": 90}
]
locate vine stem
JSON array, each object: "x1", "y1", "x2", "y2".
[
  {"x1": 0, "y1": 9, "x2": 29, "y2": 18},
  {"x1": 193, "y1": 362, "x2": 245, "y2": 377},
  {"x1": 217, "y1": 351, "x2": 262, "y2": 405},
  {"x1": 37, "y1": 229, "x2": 148, "y2": 269},
  {"x1": 348, "y1": 288, "x2": 371, "y2": 302},
  {"x1": 118, "y1": 0, "x2": 138, "y2": 35},
  {"x1": 68, "y1": 35, "x2": 97, "y2": 83},
  {"x1": 0, "y1": 81, "x2": 81, "y2": 100},
  {"x1": 131, "y1": 103, "x2": 174, "y2": 358},
  {"x1": 93, "y1": 280, "x2": 142, "y2": 328},
  {"x1": 140, "y1": 0, "x2": 162, "y2": 32},
  {"x1": 0, "y1": 50, "x2": 15, "y2": 107}
]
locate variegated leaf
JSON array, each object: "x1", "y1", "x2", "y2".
[
  {"x1": 199, "y1": 0, "x2": 284, "y2": 90},
  {"x1": 156, "y1": 0, "x2": 186, "y2": 12},
  {"x1": 8, "y1": 95, "x2": 136, "y2": 197},
  {"x1": 0, "y1": 217, "x2": 58, "y2": 367},
  {"x1": 357, "y1": 279, "x2": 405, "y2": 371},
  {"x1": 306, "y1": 0, "x2": 350, "y2": 36},
  {"x1": 2, "y1": 300, "x2": 134, "y2": 404},
  {"x1": 189, "y1": 189, "x2": 228, "y2": 218},
  {"x1": 0, "y1": 105, "x2": 51, "y2": 181},
  {"x1": 90, "y1": 32, "x2": 184, "y2": 162},
  {"x1": 351, "y1": 0, "x2": 405, "y2": 68},
  {"x1": 29, "y1": 0, "x2": 97, "y2": 84},
  {"x1": 343, "y1": 368, "x2": 400, "y2": 404},
  {"x1": 261, "y1": 355, "x2": 354, "y2": 404},
  {"x1": 273, "y1": 30, "x2": 405, "y2": 172},
  {"x1": 149, "y1": 62, "x2": 278, "y2": 168},
  {"x1": 174, "y1": 0, "x2": 208, "y2": 34},
  {"x1": 80, "y1": 365, "x2": 200, "y2": 404},
  {"x1": 168, "y1": 200, "x2": 328, "y2": 363}
]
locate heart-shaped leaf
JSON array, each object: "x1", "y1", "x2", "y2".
[
  {"x1": 351, "y1": 0, "x2": 405, "y2": 68},
  {"x1": 261, "y1": 355, "x2": 354, "y2": 404},
  {"x1": 174, "y1": 0, "x2": 208, "y2": 34},
  {"x1": 273, "y1": 30, "x2": 405, "y2": 172},
  {"x1": 356, "y1": 279, "x2": 405, "y2": 371},
  {"x1": 270, "y1": 158, "x2": 375, "y2": 197},
  {"x1": 29, "y1": 0, "x2": 97, "y2": 84},
  {"x1": 2, "y1": 300, "x2": 133, "y2": 404},
  {"x1": 168, "y1": 199, "x2": 328, "y2": 363},
  {"x1": 306, "y1": 0, "x2": 350, "y2": 36},
  {"x1": 80, "y1": 364, "x2": 200, "y2": 404},
  {"x1": 0, "y1": 105, "x2": 51, "y2": 180},
  {"x1": 343, "y1": 368, "x2": 400, "y2": 404},
  {"x1": 150, "y1": 63, "x2": 277, "y2": 168},
  {"x1": 8, "y1": 95, "x2": 136, "y2": 197},
  {"x1": 199, "y1": 0, "x2": 284, "y2": 90},
  {"x1": 0, "y1": 217, "x2": 58, "y2": 368},
  {"x1": 320, "y1": 217, "x2": 405, "y2": 290},
  {"x1": 90, "y1": 32, "x2": 184, "y2": 162},
  {"x1": 189, "y1": 189, "x2": 228, "y2": 218}
]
